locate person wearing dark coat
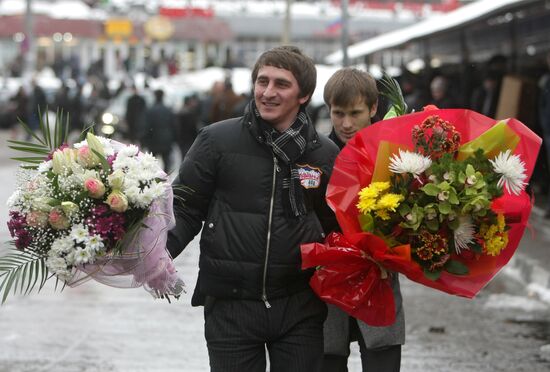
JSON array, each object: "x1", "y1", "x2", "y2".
[
  {"x1": 167, "y1": 46, "x2": 340, "y2": 372},
  {"x1": 125, "y1": 85, "x2": 147, "y2": 143},
  {"x1": 176, "y1": 95, "x2": 199, "y2": 160},
  {"x1": 322, "y1": 68, "x2": 405, "y2": 372},
  {"x1": 142, "y1": 89, "x2": 176, "y2": 172}
]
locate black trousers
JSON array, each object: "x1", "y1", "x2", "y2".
[
  {"x1": 204, "y1": 289, "x2": 327, "y2": 372},
  {"x1": 322, "y1": 318, "x2": 401, "y2": 372}
]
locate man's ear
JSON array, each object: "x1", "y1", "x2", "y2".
[
  {"x1": 370, "y1": 101, "x2": 378, "y2": 118},
  {"x1": 298, "y1": 95, "x2": 310, "y2": 106}
]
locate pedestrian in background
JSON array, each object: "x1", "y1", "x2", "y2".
[
  {"x1": 322, "y1": 67, "x2": 405, "y2": 372},
  {"x1": 142, "y1": 89, "x2": 176, "y2": 173},
  {"x1": 176, "y1": 94, "x2": 199, "y2": 159},
  {"x1": 428, "y1": 75, "x2": 457, "y2": 109},
  {"x1": 125, "y1": 84, "x2": 147, "y2": 143},
  {"x1": 167, "y1": 45, "x2": 339, "y2": 372}
]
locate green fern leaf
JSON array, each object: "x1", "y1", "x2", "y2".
[{"x1": 0, "y1": 250, "x2": 50, "y2": 304}]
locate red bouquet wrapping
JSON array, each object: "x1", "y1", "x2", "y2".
[{"x1": 301, "y1": 108, "x2": 541, "y2": 326}]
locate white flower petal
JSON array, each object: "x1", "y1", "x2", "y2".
[
  {"x1": 489, "y1": 150, "x2": 527, "y2": 196},
  {"x1": 454, "y1": 216, "x2": 476, "y2": 253},
  {"x1": 389, "y1": 150, "x2": 432, "y2": 177}
]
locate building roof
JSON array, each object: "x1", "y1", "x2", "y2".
[
  {"x1": 325, "y1": 0, "x2": 538, "y2": 64},
  {"x1": 0, "y1": 14, "x2": 233, "y2": 42}
]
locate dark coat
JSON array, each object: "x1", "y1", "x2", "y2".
[
  {"x1": 125, "y1": 93, "x2": 147, "y2": 140},
  {"x1": 143, "y1": 102, "x2": 176, "y2": 154},
  {"x1": 324, "y1": 129, "x2": 406, "y2": 351},
  {"x1": 168, "y1": 106, "x2": 340, "y2": 306}
]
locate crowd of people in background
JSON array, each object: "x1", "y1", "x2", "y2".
[{"x1": 2, "y1": 51, "x2": 550, "y2": 216}]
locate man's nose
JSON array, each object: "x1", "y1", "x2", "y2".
[
  {"x1": 342, "y1": 116, "x2": 353, "y2": 128},
  {"x1": 263, "y1": 82, "x2": 276, "y2": 98}
]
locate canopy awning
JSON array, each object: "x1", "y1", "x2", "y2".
[{"x1": 325, "y1": 0, "x2": 537, "y2": 64}]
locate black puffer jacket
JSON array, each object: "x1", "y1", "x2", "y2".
[{"x1": 167, "y1": 107, "x2": 339, "y2": 306}]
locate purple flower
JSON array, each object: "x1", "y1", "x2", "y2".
[{"x1": 7, "y1": 211, "x2": 31, "y2": 250}]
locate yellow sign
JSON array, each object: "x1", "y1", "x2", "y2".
[
  {"x1": 144, "y1": 16, "x2": 174, "y2": 41},
  {"x1": 105, "y1": 19, "x2": 133, "y2": 38}
]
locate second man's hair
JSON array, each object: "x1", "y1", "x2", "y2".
[{"x1": 323, "y1": 67, "x2": 378, "y2": 109}]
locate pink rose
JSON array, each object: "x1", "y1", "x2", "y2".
[
  {"x1": 106, "y1": 191, "x2": 128, "y2": 213},
  {"x1": 77, "y1": 145, "x2": 95, "y2": 167},
  {"x1": 84, "y1": 178, "x2": 106, "y2": 199},
  {"x1": 26, "y1": 210, "x2": 48, "y2": 228},
  {"x1": 48, "y1": 208, "x2": 70, "y2": 230}
]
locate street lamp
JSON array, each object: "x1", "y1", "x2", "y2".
[
  {"x1": 341, "y1": 0, "x2": 349, "y2": 67},
  {"x1": 23, "y1": 0, "x2": 36, "y2": 78}
]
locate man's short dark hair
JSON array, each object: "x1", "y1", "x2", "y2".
[
  {"x1": 154, "y1": 89, "x2": 164, "y2": 102},
  {"x1": 251, "y1": 45, "x2": 316, "y2": 106},
  {"x1": 323, "y1": 67, "x2": 378, "y2": 109}
]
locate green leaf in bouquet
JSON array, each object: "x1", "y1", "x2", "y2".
[
  {"x1": 8, "y1": 108, "x2": 71, "y2": 160},
  {"x1": 423, "y1": 268, "x2": 441, "y2": 281},
  {"x1": 358, "y1": 213, "x2": 375, "y2": 232},
  {"x1": 425, "y1": 218, "x2": 440, "y2": 232},
  {"x1": 0, "y1": 249, "x2": 50, "y2": 304},
  {"x1": 438, "y1": 201, "x2": 451, "y2": 215},
  {"x1": 470, "y1": 241, "x2": 483, "y2": 254},
  {"x1": 445, "y1": 259, "x2": 469, "y2": 275},
  {"x1": 421, "y1": 183, "x2": 439, "y2": 197},
  {"x1": 91, "y1": 149, "x2": 111, "y2": 173},
  {"x1": 379, "y1": 71, "x2": 408, "y2": 118}
]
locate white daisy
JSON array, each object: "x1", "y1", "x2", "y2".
[
  {"x1": 87, "y1": 234, "x2": 105, "y2": 253},
  {"x1": 73, "y1": 247, "x2": 93, "y2": 265},
  {"x1": 71, "y1": 224, "x2": 89, "y2": 244},
  {"x1": 489, "y1": 150, "x2": 527, "y2": 196},
  {"x1": 389, "y1": 150, "x2": 432, "y2": 178},
  {"x1": 454, "y1": 216, "x2": 476, "y2": 253}
]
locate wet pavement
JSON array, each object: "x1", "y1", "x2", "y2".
[{"x1": 1, "y1": 129, "x2": 550, "y2": 372}]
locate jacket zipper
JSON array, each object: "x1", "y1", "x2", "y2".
[{"x1": 261, "y1": 156, "x2": 278, "y2": 309}]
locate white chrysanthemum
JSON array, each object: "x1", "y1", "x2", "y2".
[
  {"x1": 55, "y1": 268, "x2": 74, "y2": 282},
  {"x1": 71, "y1": 224, "x2": 89, "y2": 244},
  {"x1": 46, "y1": 255, "x2": 69, "y2": 273},
  {"x1": 87, "y1": 234, "x2": 105, "y2": 252},
  {"x1": 489, "y1": 150, "x2": 527, "y2": 196},
  {"x1": 454, "y1": 216, "x2": 476, "y2": 253},
  {"x1": 50, "y1": 236, "x2": 75, "y2": 255},
  {"x1": 389, "y1": 150, "x2": 432, "y2": 178},
  {"x1": 73, "y1": 247, "x2": 93, "y2": 265},
  {"x1": 116, "y1": 144, "x2": 139, "y2": 159}
]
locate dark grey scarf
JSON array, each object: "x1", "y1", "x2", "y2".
[{"x1": 250, "y1": 101, "x2": 308, "y2": 217}]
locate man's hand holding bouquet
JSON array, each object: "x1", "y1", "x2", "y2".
[
  {"x1": 1, "y1": 114, "x2": 184, "y2": 303},
  {"x1": 302, "y1": 94, "x2": 541, "y2": 326}
]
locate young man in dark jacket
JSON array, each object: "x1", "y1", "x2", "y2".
[
  {"x1": 322, "y1": 68, "x2": 405, "y2": 372},
  {"x1": 167, "y1": 46, "x2": 340, "y2": 372}
]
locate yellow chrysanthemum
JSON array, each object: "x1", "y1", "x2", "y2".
[
  {"x1": 375, "y1": 209, "x2": 391, "y2": 220},
  {"x1": 357, "y1": 197, "x2": 377, "y2": 214},
  {"x1": 358, "y1": 186, "x2": 379, "y2": 200},
  {"x1": 371, "y1": 181, "x2": 390, "y2": 193},
  {"x1": 377, "y1": 193, "x2": 404, "y2": 211}
]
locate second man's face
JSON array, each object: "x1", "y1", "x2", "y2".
[
  {"x1": 330, "y1": 97, "x2": 377, "y2": 144},
  {"x1": 254, "y1": 65, "x2": 309, "y2": 131}
]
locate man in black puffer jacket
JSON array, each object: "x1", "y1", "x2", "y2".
[{"x1": 167, "y1": 46, "x2": 339, "y2": 372}]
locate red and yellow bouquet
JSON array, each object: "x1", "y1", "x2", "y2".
[{"x1": 301, "y1": 107, "x2": 541, "y2": 326}]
